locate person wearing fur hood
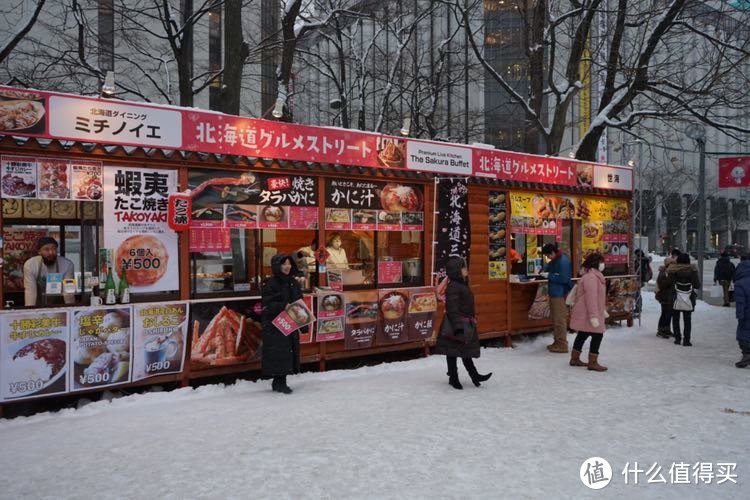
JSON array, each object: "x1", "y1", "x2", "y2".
[
  {"x1": 664, "y1": 253, "x2": 701, "y2": 346},
  {"x1": 568, "y1": 252, "x2": 609, "y2": 371}
]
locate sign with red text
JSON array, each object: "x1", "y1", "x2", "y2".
[{"x1": 103, "y1": 166, "x2": 179, "y2": 292}]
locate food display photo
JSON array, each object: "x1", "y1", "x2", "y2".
[
  {"x1": 70, "y1": 308, "x2": 132, "y2": 391},
  {"x1": 375, "y1": 290, "x2": 409, "y2": 345},
  {"x1": 38, "y1": 159, "x2": 70, "y2": 199},
  {"x1": 1, "y1": 155, "x2": 37, "y2": 198},
  {"x1": 344, "y1": 290, "x2": 378, "y2": 350},
  {"x1": 376, "y1": 138, "x2": 405, "y2": 168},
  {"x1": 0, "y1": 310, "x2": 69, "y2": 401},
  {"x1": 272, "y1": 299, "x2": 316, "y2": 336},
  {"x1": 190, "y1": 300, "x2": 262, "y2": 369},
  {"x1": 132, "y1": 302, "x2": 188, "y2": 381},
  {"x1": 406, "y1": 288, "x2": 439, "y2": 341},
  {"x1": 0, "y1": 97, "x2": 46, "y2": 134},
  {"x1": 71, "y1": 160, "x2": 103, "y2": 201}
]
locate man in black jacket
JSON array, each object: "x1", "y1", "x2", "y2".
[{"x1": 714, "y1": 252, "x2": 736, "y2": 307}]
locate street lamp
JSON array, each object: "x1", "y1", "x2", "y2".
[
  {"x1": 624, "y1": 140, "x2": 644, "y2": 323},
  {"x1": 686, "y1": 123, "x2": 707, "y2": 299}
]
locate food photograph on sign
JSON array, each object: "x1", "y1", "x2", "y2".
[
  {"x1": 1, "y1": 156, "x2": 37, "y2": 198},
  {"x1": 576, "y1": 164, "x2": 594, "y2": 187},
  {"x1": 71, "y1": 161, "x2": 103, "y2": 201},
  {"x1": 0, "y1": 311, "x2": 69, "y2": 401},
  {"x1": 71, "y1": 308, "x2": 132, "y2": 391},
  {"x1": 379, "y1": 291, "x2": 408, "y2": 320},
  {"x1": 225, "y1": 204, "x2": 257, "y2": 224},
  {"x1": 376, "y1": 137, "x2": 405, "y2": 168},
  {"x1": 407, "y1": 292, "x2": 436, "y2": 313},
  {"x1": 0, "y1": 91, "x2": 46, "y2": 134},
  {"x1": 132, "y1": 302, "x2": 188, "y2": 381},
  {"x1": 190, "y1": 301, "x2": 262, "y2": 369},
  {"x1": 37, "y1": 159, "x2": 70, "y2": 199},
  {"x1": 379, "y1": 183, "x2": 422, "y2": 212}
]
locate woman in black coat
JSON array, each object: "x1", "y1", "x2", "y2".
[
  {"x1": 433, "y1": 256, "x2": 492, "y2": 389},
  {"x1": 262, "y1": 253, "x2": 306, "y2": 394},
  {"x1": 665, "y1": 253, "x2": 701, "y2": 346}
]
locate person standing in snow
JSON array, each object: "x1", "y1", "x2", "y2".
[
  {"x1": 433, "y1": 256, "x2": 492, "y2": 389},
  {"x1": 261, "y1": 254, "x2": 306, "y2": 394},
  {"x1": 654, "y1": 248, "x2": 681, "y2": 338},
  {"x1": 568, "y1": 252, "x2": 609, "y2": 371},
  {"x1": 540, "y1": 243, "x2": 573, "y2": 353},
  {"x1": 714, "y1": 252, "x2": 736, "y2": 307},
  {"x1": 732, "y1": 258, "x2": 750, "y2": 368},
  {"x1": 665, "y1": 253, "x2": 701, "y2": 347}
]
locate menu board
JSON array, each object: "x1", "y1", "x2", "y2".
[
  {"x1": 343, "y1": 290, "x2": 378, "y2": 350},
  {"x1": 324, "y1": 179, "x2": 424, "y2": 231},
  {"x1": 70, "y1": 307, "x2": 132, "y2": 392},
  {"x1": 0, "y1": 155, "x2": 103, "y2": 201},
  {"x1": 132, "y1": 302, "x2": 189, "y2": 381},
  {"x1": 0, "y1": 310, "x2": 69, "y2": 401},
  {"x1": 488, "y1": 191, "x2": 508, "y2": 280},
  {"x1": 581, "y1": 198, "x2": 630, "y2": 264},
  {"x1": 188, "y1": 169, "x2": 318, "y2": 230},
  {"x1": 607, "y1": 277, "x2": 638, "y2": 315},
  {"x1": 316, "y1": 291, "x2": 345, "y2": 342},
  {"x1": 189, "y1": 299, "x2": 262, "y2": 370}
]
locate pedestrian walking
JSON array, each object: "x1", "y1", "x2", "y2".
[
  {"x1": 434, "y1": 256, "x2": 492, "y2": 389},
  {"x1": 568, "y1": 252, "x2": 609, "y2": 371},
  {"x1": 714, "y1": 252, "x2": 736, "y2": 307},
  {"x1": 665, "y1": 253, "x2": 701, "y2": 347},
  {"x1": 732, "y1": 258, "x2": 750, "y2": 368},
  {"x1": 540, "y1": 243, "x2": 573, "y2": 353}
]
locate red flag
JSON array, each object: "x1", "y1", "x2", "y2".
[{"x1": 719, "y1": 157, "x2": 750, "y2": 188}]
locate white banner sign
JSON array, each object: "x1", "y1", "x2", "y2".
[
  {"x1": 593, "y1": 165, "x2": 633, "y2": 191},
  {"x1": 406, "y1": 140, "x2": 472, "y2": 175},
  {"x1": 103, "y1": 166, "x2": 179, "y2": 293},
  {"x1": 48, "y1": 95, "x2": 182, "y2": 149}
]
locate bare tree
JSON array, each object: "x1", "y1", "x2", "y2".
[{"x1": 0, "y1": 0, "x2": 47, "y2": 65}]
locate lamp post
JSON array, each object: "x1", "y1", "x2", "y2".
[
  {"x1": 686, "y1": 124, "x2": 707, "y2": 299},
  {"x1": 624, "y1": 139, "x2": 644, "y2": 324}
]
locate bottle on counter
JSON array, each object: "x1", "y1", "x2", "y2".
[
  {"x1": 118, "y1": 270, "x2": 130, "y2": 304},
  {"x1": 104, "y1": 266, "x2": 117, "y2": 305}
]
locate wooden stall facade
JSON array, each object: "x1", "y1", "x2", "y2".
[{"x1": 0, "y1": 85, "x2": 634, "y2": 414}]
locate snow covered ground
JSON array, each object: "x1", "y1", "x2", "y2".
[{"x1": 1, "y1": 290, "x2": 748, "y2": 499}]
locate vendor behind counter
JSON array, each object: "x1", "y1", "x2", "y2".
[{"x1": 22, "y1": 236, "x2": 75, "y2": 307}]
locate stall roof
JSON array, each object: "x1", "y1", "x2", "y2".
[{"x1": 0, "y1": 135, "x2": 631, "y2": 198}]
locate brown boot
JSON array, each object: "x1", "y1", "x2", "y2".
[
  {"x1": 569, "y1": 349, "x2": 587, "y2": 367},
  {"x1": 587, "y1": 353, "x2": 608, "y2": 372},
  {"x1": 547, "y1": 341, "x2": 569, "y2": 353}
]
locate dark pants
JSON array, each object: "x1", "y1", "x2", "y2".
[
  {"x1": 658, "y1": 302, "x2": 672, "y2": 332},
  {"x1": 572, "y1": 332, "x2": 603, "y2": 354},
  {"x1": 446, "y1": 356, "x2": 479, "y2": 376},
  {"x1": 739, "y1": 339, "x2": 750, "y2": 354},
  {"x1": 719, "y1": 280, "x2": 731, "y2": 305},
  {"x1": 672, "y1": 310, "x2": 692, "y2": 339}
]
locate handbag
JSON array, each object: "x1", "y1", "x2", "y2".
[
  {"x1": 440, "y1": 315, "x2": 475, "y2": 344},
  {"x1": 565, "y1": 283, "x2": 579, "y2": 307},
  {"x1": 673, "y1": 281, "x2": 694, "y2": 311}
]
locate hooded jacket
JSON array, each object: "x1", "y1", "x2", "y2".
[
  {"x1": 433, "y1": 257, "x2": 480, "y2": 358},
  {"x1": 734, "y1": 261, "x2": 750, "y2": 342},
  {"x1": 569, "y1": 268, "x2": 607, "y2": 334},
  {"x1": 714, "y1": 256, "x2": 736, "y2": 282},
  {"x1": 261, "y1": 254, "x2": 303, "y2": 376},
  {"x1": 664, "y1": 262, "x2": 701, "y2": 308}
]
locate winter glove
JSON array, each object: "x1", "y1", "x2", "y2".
[
  {"x1": 539, "y1": 271, "x2": 549, "y2": 278},
  {"x1": 590, "y1": 317, "x2": 600, "y2": 328}
]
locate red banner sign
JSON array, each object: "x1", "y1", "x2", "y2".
[
  {"x1": 719, "y1": 157, "x2": 750, "y2": 188},
  {"x1": 0, "y1": 85, "x2": 632, "y2": 191},
  {"x1": 167, "y1": 192, "x2": 192, "y2": 231}
]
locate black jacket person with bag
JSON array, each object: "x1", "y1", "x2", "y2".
[
  {"x1": 665, "y1": 253, "x2": 701, "y2": 346},
  {"x1": 433, "y1": 256, "x2": 492, "y2": 389}
]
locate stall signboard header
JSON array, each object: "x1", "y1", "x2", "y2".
[{"x1": 0, "y1": 85, "x2": 632, "y2": 191}]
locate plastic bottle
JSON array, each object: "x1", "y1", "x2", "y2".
[
  {"x1": 118, "y1": 270, "x2": 130, "y2": 304},
  {"x1": 104, "y1": 266, "x2": 117, "y2": 305}
]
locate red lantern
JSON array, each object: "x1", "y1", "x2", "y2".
[{"x1": 167, "y1": 192, "x2": 192, "y2": 231}]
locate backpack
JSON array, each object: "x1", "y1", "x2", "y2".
[{"x1": 673, "y1": 281, "x2": 694, "y2": 311}]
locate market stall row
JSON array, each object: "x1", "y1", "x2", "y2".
[{"x1": 0, "y1": 84, "x2": 635, "y2": 411}]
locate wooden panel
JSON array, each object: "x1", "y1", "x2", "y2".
[{"x1": 508, "y1": 282, "x2": 552, "y2": 333}]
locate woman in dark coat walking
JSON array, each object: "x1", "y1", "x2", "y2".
[
  {"x1": 262, "y1": 253, "x2": 306, "y2": 393},
  {"x1": 665, "y1": 253, "x2": 701, "y2": 346},
  {"x1": 732, "y1": 260, "x2": 750, "y2": 367},
  {"x1": 433, "y1": 256, "x2": 492, "y2": 389}
]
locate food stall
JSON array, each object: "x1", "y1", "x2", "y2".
[{"x1": 0, "y1": 85, "x2": 633, "y2": 414}]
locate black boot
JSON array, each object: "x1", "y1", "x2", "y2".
[
  {"x1": 736, "y1": 353, "x2": 750, "y2": 368},
  {"x1": 272, "y1": 375, "x2": 293, "y2": 394},
  {"x1": 462, "y1": 358, "x2": 492, "y2": 387},
  {"x1": 683, "y1": 334, "x2": 692, "y2": 347},
  {"x1": 447, "y1": 357, "x2": 463, "y2": 390},
  {"x1": 673, "y1": 333, "x2": 681, "y2": 345}
]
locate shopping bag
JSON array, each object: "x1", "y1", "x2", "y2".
[{"x1": 709, "y1": 285, "x2": 723, "y2": 298}]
